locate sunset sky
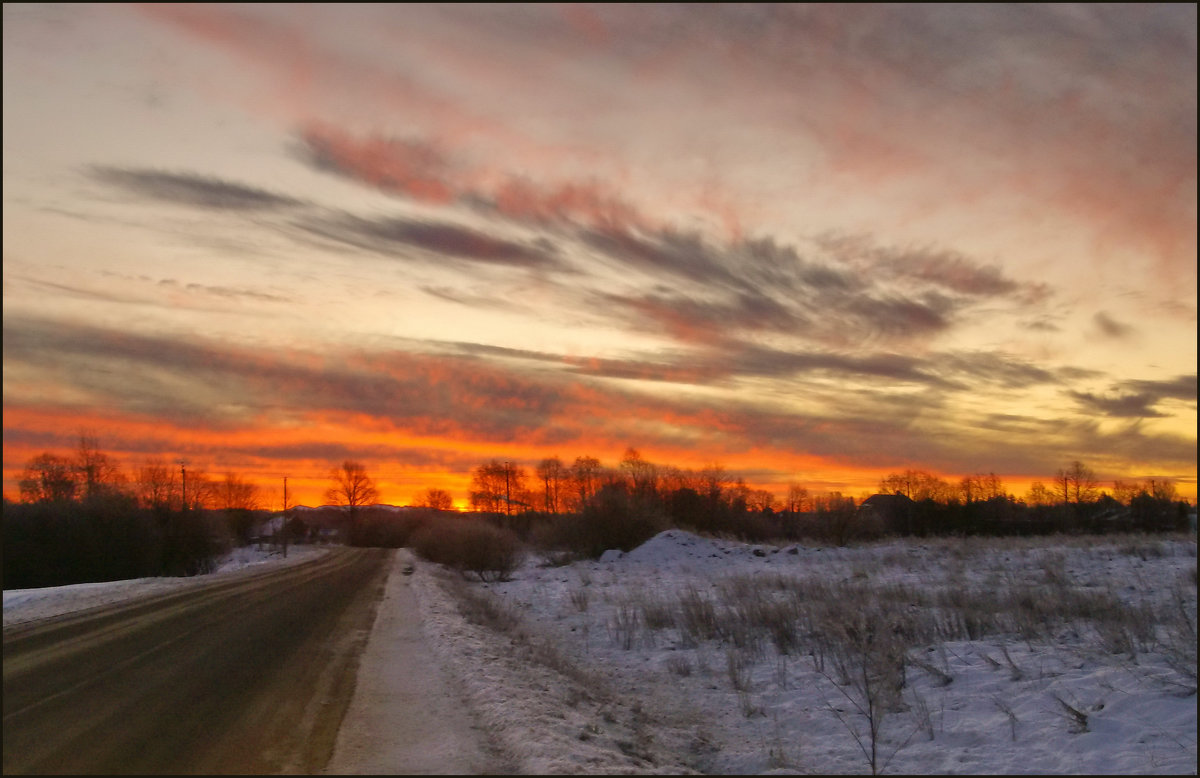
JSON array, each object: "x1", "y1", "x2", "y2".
[{"x1": 4, "y1": 3, "x2": 1196, "y2": 509}]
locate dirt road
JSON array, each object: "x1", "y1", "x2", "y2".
[{"x1": 2, "y1": 546, "x2": 392, "y2": 774}]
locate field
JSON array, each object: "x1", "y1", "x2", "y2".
[{"x1": 416, "y1": 529, "x2": 1197, "y2": 774}]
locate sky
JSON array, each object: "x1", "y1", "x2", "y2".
[{"x1": 3, "y1": 3, "x2": 1197, "y2": 508}]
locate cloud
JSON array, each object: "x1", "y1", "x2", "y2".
[
  {"x1": 1093, "y1": 311, "x2": 1137, "y2": 339},
  {"x1": 1070, "y1": 374, "x2": 1198, "y2": 418},
  {"x1": 296, "y1": 124, "x2": 456, "y2": 204},
  {"x1": 288, "y1": 211, "x2": 560, "y2": 270},
  {"x1": 814, "y1": 232, "x2": 1047, "y2": 302},
  {"x1": 296, "y1": 123, "x2": 652, "y2": 233},
  {"x1": 170, "y1": 281, "x2": 291, "y2": 304},
  {"x1": 88, "y1": 166, "x2": 303, "y2": 211},
  {"x1": 5, "y1": 315, "x2": 1194, "y2": 493},
  {"x1": 1123, "y1": 374, "x2": 1198, "y2": 404}
]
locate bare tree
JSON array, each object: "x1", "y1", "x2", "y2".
[
  {"x1": 1055, "y1": 460, "x2": 1098, "y2": 505},
  {"x1": 18, "y1": 453, "x2": 77, "y2": 504},
  {"x1": 1141, "y1": 477, "x2": 1177, "y2": 502},
  {"x1": 536, "y1": 456, "x2": 567, "y2": 513},
  {"x1": 814, "y1": 491, "x2": 858, "y2": 546},
  {"x1": 1024, "y1": 481, "x2": 1055, "y2": 507},
  {"x1": 880, "y1": 469, "x2": 954, "y2": 502},
  {"x1": 746, "y1": 489, "x2": 777, "y2": 513},
  {"x1": 786, "y1": 482, "x2": 809, "y2": 514},
  {"x1": 182, "y1": 469, "x2": 217, "y2": 511},
  {"x1": 325, "y1": 460, "x2": 379, "y2": 529},
  {"x1": 1112, "y1": 479, "x2": 1140, "y2": 506},
  {"x1": 219, "y1": 472, "x2": 260, "y2": 512},
  {"x1": 569, "y1": 455, "x2": 603, "y2": 511},
  {"x1": 417, "y1": 487, "x2": 454, "y2": 511},
  {"x1": 470, "y1": 460, "x2": 506, "y2": 513},
  {"x1": 978, "y1": 472, "x2": 1005, "y2": 500},
  {"x1": 619, "y1": 447, "x2": 659, "y2": 500},
  {"x1": 135, "y1": 457, "x2": 179, "y2": 511},
  {"x1": 74, "y1": 433, "x2": 126, "y2": 502},
  {"x1": 469, "y1": 460, "x2": 529, "y2": 514},
  {"x1": 698, "y1": 462, "x2": 729, "y2": 502},
  {"x1": 959, "y1": 475, "x2": 979, "y2": 504}
]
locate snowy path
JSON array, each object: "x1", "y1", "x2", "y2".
[{"x1": 324, "y1": 549, "x2": 506, "y2": 774}]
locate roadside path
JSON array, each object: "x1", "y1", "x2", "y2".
[{"x1": 324, "y1": 549, "x2": 500, "y2": 774}]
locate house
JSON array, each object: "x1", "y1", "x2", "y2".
[{"x1": 857, "y1": 493, "x2": 915, "y2": 534}]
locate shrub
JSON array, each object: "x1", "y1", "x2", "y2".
[{"x1": 411, "y1": 516, "x2": 524, "y2": 581}]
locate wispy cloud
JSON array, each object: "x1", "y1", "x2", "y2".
[
  {"x1": 288, "y1": 211, "x2": 561, "y2": 270},
  {"x1": 89, "y1": 166, "x2": 303, "y2": 211}
]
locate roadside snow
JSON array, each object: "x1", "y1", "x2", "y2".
[{"x1": 2, "y1": 545, "x2": 329, "y2": 627}]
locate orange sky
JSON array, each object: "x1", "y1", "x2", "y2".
[{"x1": 4, "y1": 4, "x2": 1196, "y2": 509}]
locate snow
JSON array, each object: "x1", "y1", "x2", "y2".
[
  {"x1": 2, "y1": 544, "x2": 331, "y2": 627},
  {"x1": 4, "y1": 532, "x2": 1197, "y2": 774}
]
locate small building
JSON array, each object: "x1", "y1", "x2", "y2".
[{"x1": 857, "y1": 493, "x2": 915, "y2": 534}]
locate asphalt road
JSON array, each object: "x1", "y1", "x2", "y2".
[{"x1": 2, "y1": 546, "x2": 394, "y2": 775}]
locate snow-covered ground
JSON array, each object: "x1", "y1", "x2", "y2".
[
  {"x1": 1, "y1": 544, "x2": 331, "y2": 627},
  {"x1": 5, "y1": 532, "x2": 1197, "y2": 774}
]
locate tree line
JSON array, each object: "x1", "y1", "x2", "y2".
[
  {"x1": 4, "y1": 434, "x2": 280, "y2": 589},
  {"x1": 448, "y1": 449, "x2": 1191, "y2": 547},
  {"x1": 5, "y1": 439, "x2": 1192, "y2": 589}
]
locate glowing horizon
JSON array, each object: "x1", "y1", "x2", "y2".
[{"x1": 4, "y1": 4, "x2": 1196, "y2": 510}]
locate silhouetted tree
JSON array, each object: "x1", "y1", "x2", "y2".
[
  {"x1": 74, "y1": 432, "x2": 127, "y2": 503},
  {"x1": 1056, "y1": 460, "x2": 1098, "y2": 505},
  {"x1": 218, "y1": 472, "x2": 261, "y2": 544},
  {"x1": 18, "y1": 453, "x2": 78, "y2": 504},
  {"x1": 417, "y1": 487, "x2": 455, "y2": 511},
  {"x1": 536, "y1": 456, "x2": 567, "y2": 514},
  {"x1": 785, "y1": 482, "x2": 809, "y2": 514},
  {"x1": 569, "y1": 456, "x2": 603, "y2": 511},
  {"x1": 469, "y1": 460, "x2": 530, "y2": 514},
  {"x1": 1025, "y1": 480, "x2": 1055, "y2": 507},
  {"x1": 326, "y1": 460, "x2": 379, "y2": 538},
  {"x1": 135, "y1": 457, "x2": 179, "y2": 513}
]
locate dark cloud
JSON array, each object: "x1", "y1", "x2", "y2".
[
  {"x1": 445, "y1": 337, "x2": 1063, "y2": 395},
  {"x1": 843, "y1": 292, "x2": 953, "y2": 340},
  {"x1": 581, "y1": 227, "x2": 738, "y2": 288},
  {"x1": 222, "y1": 440, "x2": 481, "y2": 473},
  {"x1": 935, "y1": 352, "x2": 1061, "y2": 390},
  {"x1": 1093, "y1": 311, "x2": 1137, "y2": 338},
  {"x1": 576, "y1": 226, "x2": 1037, "y2": 350},
  {"x1": 89, "y1": 166, "x2": 303, "y2": 211},
  {"x1": 600, "y1": 290, "x2": 807, "y2": 345},
  {"x1": 814, "y1": 232, "x2": 1043, "y2": 301},
  {"x1": 1068, "y1": 390, "x2": 1167, "y2": 419},
  {"x1": 288, "y1": 212, "x2": 560, "y2": 270},
  {"x1": 1123, "y1": 374, "x2": 1198, "y2": 403},
  {"x1": 582, "y1": 228, "x2": 857, "y2": 298},
  {"x1": 1070, "y1": 374, "x2": 1197, "y2": 418}
]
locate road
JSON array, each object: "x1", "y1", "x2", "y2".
[{"x1": 2, "y1": 546, "x2": 393, "y2": 775}]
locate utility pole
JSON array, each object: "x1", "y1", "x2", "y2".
[
  {"x1": 180, "y1": 463, "x2": 187, "y2": 511},
  {"x1": 504, "y1": 461, "x2": 512, "y2": 516},
  {"x1": 281, "y1": 476, "x2": 289, "y2": 558}
]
